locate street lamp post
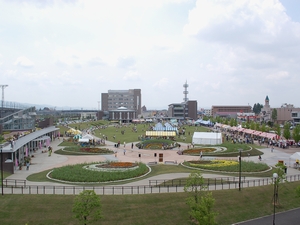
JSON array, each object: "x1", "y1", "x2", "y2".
[
  {"x1": 1, "y1": 145, "x2": 3, "y2": 195},
  {"x1": 239, "y1": 149, "x2": 242, "y2": 191},
  {"x1": 273, "y1": 172, "x2": 278, "y2": 225}
]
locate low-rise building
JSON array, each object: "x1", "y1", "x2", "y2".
[
  {"x1": 168, "y1": 100, "x2": 198, "y2": 120},
  {"x1": 212, "y1": 105, "x2": 252, "y2": 118}
]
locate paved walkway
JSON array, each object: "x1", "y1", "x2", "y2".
[{"x1": 5, "y1": 137, "x2": 300, "y2": 187}]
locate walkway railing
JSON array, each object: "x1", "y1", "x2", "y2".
[
  {"x1": 3, "y1": 179, "x2": 27, "y2": 187},
  {"x1": 2, "y1": 174, "x2": 300, "y2": 195},
  {"x1": 149, "y1": 176, "x2": 247, "y2": 187}
]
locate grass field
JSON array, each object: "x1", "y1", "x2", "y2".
[
  {"x1": 59, "y1": 121, "x2": 211, "y2": 144},
  {"x1": 1, "y1": 181, "x2": 300, "y2": 225}
]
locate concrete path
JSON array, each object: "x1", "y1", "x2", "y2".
[{"x1": 5, "y1": 137, "x2": 300, "y2": 187}]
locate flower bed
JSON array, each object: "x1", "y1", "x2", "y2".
[
  {"x1": 183, "y1": 148, "x2": 216, "y2": 155},
  {"x1": 96, "y1": 162, "x2": 137, "y2": 168},
  {"x1": 49, "y1": 162, "x2": 149, "y2": 182},
  {"x1": 183, "y1": 160, "x2": 269, "y2": 172},
  {"x1": 85, "y1": 162, "x2": 139, "y2": 172},
  {"x1": 138, "y1": 139, "x2": 177, "y2": 150},
  {"x1": 80, "y1": 147, "x2": 112, "y2": 154}
]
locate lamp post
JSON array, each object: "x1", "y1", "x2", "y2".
[
  {"x1": 273, "y1": 172, "x2": 278, "y2": 225},
  {"x1": 238, "y1": 149, "x2": 242, "y2": 191},
  {"x1": 1, "y1": 144, "x2": 3, "y2": 196}
]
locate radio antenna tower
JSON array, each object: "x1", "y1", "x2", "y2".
[
  {"x1": 183, "y1": 81, "x2": 189, "y2": 103},
  {"x1": 0, "y1": 85, "x2": 8, "y2": 118}
]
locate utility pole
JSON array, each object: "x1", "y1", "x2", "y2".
[
  {"x1": 97, "y1": 101, "x2": 100, "y2": 120},
  {"x1": 0, "y1": 85, "x2": 8, "y2": 120}
]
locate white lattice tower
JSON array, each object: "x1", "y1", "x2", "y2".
[
  {"x1": 183, "y1": 81, "x2": 189, "y2": 102},
  {"x1": 0, "y1": 85, "x2": 8, "y2": 118}
]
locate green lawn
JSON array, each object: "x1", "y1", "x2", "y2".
[
  {"x1": 26, "y1": 164, "x2": 197, "y2": 184},
  {"x1": 59, "y1": 120, "x2": 211, "y2": 144},
  {"x1": 1, "y1": 181, "x2": 300, "y2": 225}
]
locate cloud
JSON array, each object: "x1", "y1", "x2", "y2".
[
  {"x1": 5, "y1": 69, "x2": 17, "y2": 76},
  {"x1": 123, "y1": 70, "x2": 141, "y2": 81},
  {"x1": 88, "y1": 57, "x2": 106, "y2": 67},
  {"x1": 5, "y1": 0, "x2": 78, "y2": 8},
  {"x1": 14, "y1": 56, "x2": 34, "y2": 68},
  {"x1": 117, "y1": 56, "x2": 136, "y2": 69},
  {"x1": 153, "y1": 78, "x2": 169, "y2": 88},
  {"x1": 266, "y1": 71, "x2": 289, "y2": 80}
]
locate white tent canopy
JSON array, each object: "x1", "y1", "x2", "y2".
[
  {"x1": 290, "y1": 152, "x2": 300, "y2": 160},
  {"x1": 82, "y1": 134, "x2": 94, "y2": 139},
  {"x1": 78, "y1": 138, "x2": 90, "y2": 143},
  {"x1": 192, "y1": 132, "x2": 222, "y2": 145}
]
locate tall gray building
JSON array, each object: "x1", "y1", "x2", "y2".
[{"x1": 101, "y1": 89, "x2": 141, "y2": 115}]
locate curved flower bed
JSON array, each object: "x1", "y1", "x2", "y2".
[
  {"x1": 183, "y1": 148, "x2": 217, "y2": 155},
  {"x1": 138, "y1": 139, "x2": 177, "y2": 150},
  {"x1": 49, "y1": 162, "x2": 149, "y2": 183},
  {"x1": 84, "y1": 162, "x2": 139, "y2": 172},
  {"x1": 183, "y1": 160, "x2": 269, "y2": 172},
  {"x1": 80, "y1": 147, "x2": 113, "y2": 154},
  {"x1": 58, "y1": 146, "x2": 114, "y2": 155},
  {"x1": 183, "y1": 146, "x2": 246, "y2": 156}
]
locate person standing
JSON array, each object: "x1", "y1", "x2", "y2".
[
  {"x1": 26, "y1": 162, "x2": 30, "y2": 170},
  {"x1": 131, "y1": 143, "x2": 134, "y2": 149},
  {"x1": 123, "y1": 149, "x2": 126, "y2": 155}
]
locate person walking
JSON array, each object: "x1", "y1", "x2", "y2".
[
  {"x1": 48, "y1": 146, "x2": 52, "y2": 157},
  {"x1": 26, "y1": 162, "x2": 30, "y2": 170},
  {"x1": 123, "y1": 149, "x2": 126, "y2": 155}
]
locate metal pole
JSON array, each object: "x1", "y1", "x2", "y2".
[
  {"x1": 239, "y1": 149, "x2": 242, "y2": 191},
  {"x1": 273, "y1": 173, "x2": 278, "y2": 225},
  {"x1": 1, "y1": 145, "x2": 3, "y2": 195},
  {"x1": 273, "y1": 177, "x2": 276, "y2": 225}
]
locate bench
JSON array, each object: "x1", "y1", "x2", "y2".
[{"x1": 164, "y1": 160, "x2": 177, "y2": 165}]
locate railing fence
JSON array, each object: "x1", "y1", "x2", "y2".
[{"x1": 2, "y1": 174, "x2": 300, "y2": 195}]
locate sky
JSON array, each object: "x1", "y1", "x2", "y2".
[{"x1": 1, "y1": 0, "x2": 300, "y2": 110}]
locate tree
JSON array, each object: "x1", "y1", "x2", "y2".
[
  {"x1": 73, "y1": 190, "x2": 102, "y2": 225},
  {"x1": 233, "y1": 118, "x2": 238, "y2": 127},
  {"x1": 271, "y1": 109, "x2": 278, "y2": 123},
  {"x1": 203, "y1": 115, "x2": 210, "y2": 121},
  {"x1": 273, "y1": 163, "x2": 287, "y2": 205},
  {"x1": 283, "y1": 123, "x2": 291, "y2": 140},
  {"x1": 255, "y1": 123, "x2": 261, "y2": 131},
  {"x1": 250, "y1": 121, "x2": 255, "y2": 130},
  {"x1": 184, "y1": 172, "x2": 218, "y2": 225},
  {"x1": 293, "y1": 125, "x2": 300, "y2": 143},
  {"x1": 224, "y1": 118, "x2": 229, "y2": 125},
  {"x1": 253, "y1": 103, "x2": 263, "y2": 115},
  {"x1": 229, "y1": 118, "x2": 235, "y2": 127},
  {"x1": 274, "y1": 124, "x2": 281, "y2": 136},
  {"x1": 261, "y1": 123, "x2": 266, "y2": 132}
]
